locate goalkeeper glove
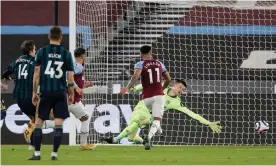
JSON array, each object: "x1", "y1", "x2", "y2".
[{"x1": 208, "y1": 121, "x2": 222, "y2": 133}]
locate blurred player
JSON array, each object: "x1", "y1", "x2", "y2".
[
  {"x1": 102, "y1": 80, "x2": 222, "y2": 145},
  {"x1": 36, "y1": 48, "x2": 95, "y2": 150},
  {"x1": 28, "y1": 26, "x2": 74, "y2": 160},
  {"x1": 120, "y1": 45, "x2": 171, "y2": 150},
  {"x1": 1, "y1": 82, "x2": 8, "y2": 120},
  {"x1": 1, "y1": 40, "x2": 37, "y2": 145},
  {"x1": 68, "y1": 47, "x2": 95, "y2": 150}
]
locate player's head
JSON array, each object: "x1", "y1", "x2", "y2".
[
  {"x1": 21, "y1": 40, "x2": 36, "y2": 56},
  {"x1": 74, "y1": 47, "x2": 86, "y2": 64},
  {"x1": 172, "y1": 79, "x2": 187, "y2": 96},
  {"x1": 49, "y1": 26, "x2": 62, "y2": 43},
  {"x1": 140, "y1": 45, "x2": 152, "y2": 59}
]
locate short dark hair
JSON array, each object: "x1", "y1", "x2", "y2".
[
  {"x1": 140, "y1": 45, "x2": 151, "y2": 54},
  {"x1": 21, "y1": 40, "x2": 35, "y2": 55},
  {"x1": 74, "y1": 47, "x2": 86, "y2": 57},
  {"x1": 49, "y1": 26, "x2": 62, "y2": 40},
  {"x1": 175, "y1": 79, "x2": 187, "y2": 87}
]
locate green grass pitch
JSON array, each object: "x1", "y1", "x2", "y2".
[{"x1": 1, "y1": 145, "x2": 276, "y2": 165}]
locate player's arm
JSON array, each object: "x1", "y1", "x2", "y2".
[
  {"x1": 126, "y1": 69, "x2": 142, "y2": 89},
  {"x1": 169, "y1": 102, "x2": 222, "y2": 133},
  {"x1": 67, "y1": 52, "x2": 75, "y2": 104},
  {"x1": 120, "y1": 61, "x2": 142, "y2": 95},
  {"x1": 33, "y1": 66, "x2": 40, "y2": 94},
  {"x1": 160, "y1": 62, "x2": 171, "y2": 89},
  {"x1": 32, "y1": 50, "x2": 42, "y2": 106},
  {"x1": 73, "y1": 63, "x2": 93, "y2": 88},
  {"x1": 1, "y1": 61, "x2": 16, "y2": 81}
]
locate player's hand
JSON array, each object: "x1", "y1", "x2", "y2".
[
  {"x1": 68, "y1": 95, "x2": 74, "y2": 105},
  {"x1": 208, "y1": 121, "x2": 222, "y2": 133},
  {"x1": 1, "y1": 82, "x2": 8, "y2": 91},
  {"x1": 120, "y1": 87, "x2": 129, "y2": 95},
  {"x1": 3, "y1": 77, "x2": 11, "y2": 83},
  {"x1": 32, "y1": 92, "x2": 39, "y2": 106},
  {"x1": 84, "y1": 81, "x2": 93, "y2": 88},
  {"x1": 76, "y1": 87, "x2": 83, "y2": 95}
]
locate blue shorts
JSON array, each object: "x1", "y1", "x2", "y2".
[
  {"x1": 38, "y1": 91, "x2": 69, "y2": 120},
  {"x1": 17, "y1": 99, "x2": 36, "y2": 117}
]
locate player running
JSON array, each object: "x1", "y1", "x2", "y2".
[
  {"x1": 120, "y1": 45, "x2": 171, "y2": 150},
  {"x1": 28, "y1": 26, "x2": 75, "y2": 160},
  {"x1": 68, "y1": 47, "x2": 96, "y2": 150},
  {"x1": 102, "y1": 79, "x2": 222, "y2": 145},
  {"x1": 1, "y1": 40, "x2": 37, "y2": 145}
]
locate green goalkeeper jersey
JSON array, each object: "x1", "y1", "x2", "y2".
[{"x1": 132, "y1": 85, "x2": 210, "y2": 125}]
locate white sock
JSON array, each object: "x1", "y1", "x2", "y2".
[
  {"x1": 80, "y1": 132, "x2": 89, "y2": 146},
  {"x1": 51, "y1": 152, "x2": 57, "y2": 157},
  {"x1": 113, "y1": 137, "x2": 119, "y2": 143},
  {"x1": 157, "y1": 127, "x2": 163, "y2": 135},
  {"x1": 80, "y1": 119, "x2": 90, "y2": 146},
  {"x1": 148, "y1": 120, "x2": 160, "y2": 140},
  {"x1": 42, "y1": 120, "x2": 55, "y2": 129},
  {"x1": 34, "y1": 151, "x2": 40, "y2": 156}
]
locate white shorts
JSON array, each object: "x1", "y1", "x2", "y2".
[
  {"x1": 68, "y1": 101, "x2": 87, "y2": 119},
  {"x1": 143, "y1": 95, "x2": 165, "y2": 118}
]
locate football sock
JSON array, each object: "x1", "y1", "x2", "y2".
[
  {"x1": 80, "y1": 119, "x2": 90, "y2": 146},
  {"x1": 80, "y1": 132, "x2": 89, "y2": 146},
  {"x1": 148, "y1": 120, "x2": 161, "y2": 140},
  {"x1": 53, "y1": 125, "x2": 63, "y2": 153},
  {"x1": 30, "y1": 132, "x2": 34, "y2": 146},
  {"x1": 34, "y1": 125, "x2": 43, "y2": 156}
]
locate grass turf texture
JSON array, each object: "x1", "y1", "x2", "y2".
[{"x1": 1, "y1": 145, "x2": 276, "y2": 165}]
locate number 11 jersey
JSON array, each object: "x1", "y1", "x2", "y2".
[
  {"x1": 35, "y1": 44, "x2": 74, "y2": 93},
  {"x1": 135, "y1": 59, "x2": 167, "y2": 99}
]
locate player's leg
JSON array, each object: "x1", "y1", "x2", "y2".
[
  {"x1": 68, "y1": 102, "x2": 96, "y2": 150},
  {"x1": 28, "y1": 93, "x2": 53, "y2": 160},
  {"x1": 127, "y1": 131, "x2": 143, "y2": 144},
  {"x1": 106, "y1": 107, "x2": 151, "y2": 144},
  {"x1": 17, "y1": 99, "x2": 36, "y2": 143},
  {"x1": 50, "y1": 92, "x2": 70, "y2": 160},
  {"x1": 1, "y1": 100, "x2": 7, "y2": 120},
  {"x1": 41, "y1": 109, "x2": 55, "y2": 129},
  {"x1": 145, "y1": 95, "x2": 165, "y2": 150}
]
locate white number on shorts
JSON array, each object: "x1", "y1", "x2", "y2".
[
  {"x1": 18, "y1": 64, "x2": 28, "y2": 79},
  {"x1": 45, "y1": 60, "x2": 64, "y2": 79},
  {"x1": 147, "y1": 68, "x2": 160, "y2": 84}
]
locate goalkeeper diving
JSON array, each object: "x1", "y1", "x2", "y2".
[{"x1": 101, "y1": 79, "x2": 222, "y2": 145}]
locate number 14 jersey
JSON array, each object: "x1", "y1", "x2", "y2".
[
  {"x1": 6, "y1": 55, "x2": 35, "y2": 100},
  {"x1": 135, "y1": 59, "x2": 167, "y2": 99}
]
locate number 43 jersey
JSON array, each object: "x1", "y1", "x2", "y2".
[
  {"x1": 35, "y1": 44, "x2": 74, "y2": 93},
  {"x1": 7, "y1": 55, "x2": 35, "y2": 100},
  {"x1": 135, "y1": 59, "x2": 167, "y2": 99}
]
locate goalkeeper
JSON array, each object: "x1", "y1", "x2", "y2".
[{"x1": 101, "y1": 79, "x2": 222, "y2": 145}]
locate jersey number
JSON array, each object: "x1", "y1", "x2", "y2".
[
  {"x1": 18, "y1": 64, "x2": 28, "y2": 79},
  {"x1": 45, "y1": 61, "x2": 64, "y2": 79},
  {"x1": 147, "y1": 68, "x2": 160, "y2": 84}
]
